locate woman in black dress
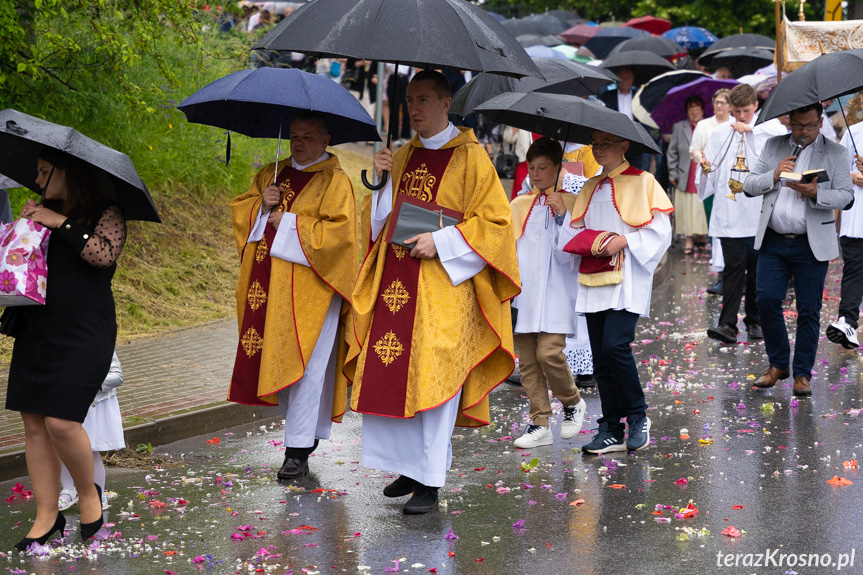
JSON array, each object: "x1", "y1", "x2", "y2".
[{"x1": 7, "y1": 149, "x2": 126, "y2": 548}]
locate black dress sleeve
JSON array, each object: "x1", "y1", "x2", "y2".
[{"x1": 52, "y1": 205, "x2": 127, "y2": 268}]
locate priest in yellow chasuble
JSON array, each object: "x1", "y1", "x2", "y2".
[
  {"x1": 344, "y1": 71, "x2": 520, "y2": 514},
  {"x1": 228, "y1": 111, "x2": 359, "y2": 480}
]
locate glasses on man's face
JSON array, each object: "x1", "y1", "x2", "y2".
[
  {"x1": 590, "y1": 139, "x2": 625, "y2": 150},
  {"x1": 790, "y1": 122, "x2": 820, "y2": 131}
]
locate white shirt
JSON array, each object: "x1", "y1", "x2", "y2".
[
  {"x1": 371, "y1": 123, "x2": 486, "y2": 287},
  {"x1": 513, "y1": 193, "x2": 579, "y2": 335},
  {"x1": 690, "y1": 115, "x2": 733, "y2": 163},
  {"x1": 767, "y1": 136, "x2": 816, "y2": 235},
  {"x1": 558, "y1": 177, "x2": 672, "y2": 317},
  {"x1": 839, "y1": 123, "x2": 863, "y2": 238},
  {"x1": 617, "y1": 91, "x2": 634, "y2": 121},
  {"x1": 821, "y1": 112, "x2": 835, "y2": 143},
  {"x1": 247, "y1": 152, "x2": 334, "y2": 266}
]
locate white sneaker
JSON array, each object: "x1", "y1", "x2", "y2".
[
  {"x1": 58, "y1": 488, "x2": 78, "y2": 511},
  {"x1": 827, "y1": 317, "x2": 860, "y2": 349},
  {"x1": 560, "y1": 399, "x2": 587, "y2": 440},
  {"x1": 513, "y1": 424, "x2": 553, "y2": 448}
]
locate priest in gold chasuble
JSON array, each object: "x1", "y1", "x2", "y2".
[
  {"x1": 228, "y1": 112, "x2": 359, "y2": 480},
  {"x1": 344, "y1": 71, "x2": 520, "y2": 514}
]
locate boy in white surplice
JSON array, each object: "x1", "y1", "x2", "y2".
[{"x1": 510, "y1": 137, "x2": 587, "y2": 449}]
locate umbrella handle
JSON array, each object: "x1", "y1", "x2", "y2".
[{"x1": 362, "y1": 169, "x2": 388, "y2": 190}]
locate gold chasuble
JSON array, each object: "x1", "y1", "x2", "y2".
[
  {"x1": 511, "y1": 188, "x2": 578, "y2": 241},
  {"x1": 563, "y1": 145, "x2": 600, "y2": 179},
  {"x1": 569, "y1": 162, "x2": 674, "y2": 229},
  {"x1": 228, "y1": 155, "x2": 359, "y2": 422},
  {"x1": 346, "y1": 128, "x2": 520, "y2": 428}
]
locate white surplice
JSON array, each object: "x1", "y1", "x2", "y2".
[
  {"x1": 699, "y1": 115, "x2": 786, "y2": 238},
  {"x1": 513, "y1": 196, "x2": 579, "y2": 336},
  {"x1": 246, "y1": 152, "x2": 342, "y2": 448},
  {"x1": 363, "y1": 123, "x2": 488, "y2": 487},
  {"x1": 558, "y1": 178, "x2": 672, "y2": 318},
  {"x1": 839, "y1": 123, "x2": 863, "y2": 239}
]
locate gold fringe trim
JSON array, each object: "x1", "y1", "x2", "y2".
[{"x1": 578, "y1": 270, "x2": 624, "y2": 287}]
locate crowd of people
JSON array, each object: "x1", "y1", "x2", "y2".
[{"x1": 5, "y1": 5, "x2": 863, "y2": 555}]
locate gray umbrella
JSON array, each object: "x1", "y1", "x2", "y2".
[
  {"x1": 451, "y1": 58, "x2": 618, "y2": 117},
  {"x1": 0, "y1": 109, "x2": 160, "y2": 223},
  {"x1": 473, "y1": 91, "x2": 662, "y2": 155},
  {"x1": 600, "y1": 50, "x2": 677, "y2": 85}
]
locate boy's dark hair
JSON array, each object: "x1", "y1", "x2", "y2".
[{"x1": 526, "y1": 136, "x2": 562, "y2": 165}]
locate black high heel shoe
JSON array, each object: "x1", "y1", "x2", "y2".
[
  {"x1": 79, "y1": 483, "x2": 104, "y2": 542},
  {"x1": 15, "y1": 512, "x2": 66, "y2": 550}
]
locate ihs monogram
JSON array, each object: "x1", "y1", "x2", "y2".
[{"x1": 401, "y1": 162, "x2": 436, "y2": 201}]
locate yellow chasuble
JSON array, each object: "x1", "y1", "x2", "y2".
[
  {"x1": 511, "y1": 187, "x2": 578, "y2": 241},
  {"x1": 345, "y1": 127, "x2": 521, "y2": 427},
  {"x1": 563, "y1": 145, "x2": 600, "y2": 179},
  {"x1": 569, "y1": 162, "x2": 674, "y2": 229},
  {"x1": 229, "y1": 155, "x2": 359, "y2": 421}
]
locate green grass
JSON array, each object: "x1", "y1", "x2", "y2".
[{"x1": 0, "y1": 22, "x2": 375, "y2": 363}]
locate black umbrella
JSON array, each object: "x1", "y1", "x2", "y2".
[
  {"x1": 0, "y1": 109, "x2": 160, "y2": 223},
  {"x1": 583, "y1": 27, "x2": 650, "y2": 60},
  {"x1": 253, "y1": 0, "x2": 542, "y2": 190},
  {"x1": 473, "y1": 91, "x2": 662, "y2": 155},
  {"x1": 755, "y1": 48, "x2": 863, "y2": 152},
  {"x1": 502, "y1": 18, "x2": 544, "y2": 37},
  {"x1": 451, "y1": 58, "x2": 618, "y2": 117},
  {"x1": 707, "y1": 47, "x2": 774, "y2": 77},
  {"x1": 517, "y1": 34, "x2": 564, "y2": 48},
  {"x1": 547, "y1": 10, "x2": 584, "y2": 27},
  {"x1": 697, "y1": 33, "x2": 774, "y2": 68},
  {"x1": 600, "y1": 50, "x2": 676, "y2": 85},
  {"x1": 608, "y1": 36, "x2": 688, "y2": 60},
  {"x1": 522, "y1": 14, "x2": 567, "y2": 35}
]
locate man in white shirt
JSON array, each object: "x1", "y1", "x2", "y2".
[
  {"x1": 827, "y1": 119, "x2": 863, "y2": 349},
  {"x1": 743, "y1": 103, "x2": 854, "y2": 396}
]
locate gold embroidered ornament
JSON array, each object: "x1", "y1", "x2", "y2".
[
  {"x1": 241, "y1": 327, "x2": 264, "y2": 358},
  {"x1": 401, "y1": 163, "x2": 436, "y2": 200},
  {"x1": 255, "y1": 234, "x2": 268, "y2": 262},
  {"x1": 382, "y1": 279, "x2": 410, "y2": 314},
  {"x1": 373, "y1": 330, "x2": 404, "y2": 366},
  {"x1": 246, "y1": 280, "x2": 267, "y2": 311}
]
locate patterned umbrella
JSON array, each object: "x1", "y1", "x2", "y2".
[
  {"x1": 662, "y1": 26, "x2": 719, "y2": 50},
  {"x1": 650, "y1": 77, "x2": 739, "y2": 134}
]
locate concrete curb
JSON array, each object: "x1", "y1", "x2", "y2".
[{"x1": 0, "y1": 402, "x2": 280, "y2": 482}]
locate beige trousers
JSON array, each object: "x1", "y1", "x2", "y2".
[{"x1": 514, "y1": 332, "x2": 581, "y2": 427}]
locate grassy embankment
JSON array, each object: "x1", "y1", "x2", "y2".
[{"x1": 0, "y1": 25, "x2": 374, "y2": 361}]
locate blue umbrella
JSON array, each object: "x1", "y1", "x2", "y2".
[
  {"x1": 178, "y1": 68, "x2": 380, "y2": 146},
  {"x1": 525, "y1": 45, "x2": 568, "y2": 60},
  {"x1": 662, "y1": 26, "x2": 719, "y2": 50}
]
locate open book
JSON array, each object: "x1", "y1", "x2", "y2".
[{"x1": 780, "y1": 168, "x2": 829, "y2": 185}]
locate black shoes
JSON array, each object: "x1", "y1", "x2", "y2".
[
  {"x1": 707, "y1": 324, "x2": 737, "y2": 344},
  {"x1": 15, "y1": 512, "x2": 66, "y2": 550},
  {"x1": 746, "y1": 324, "x2": 764, "y2": 340},
  {"x1": 80, "y1": 483, "x2": 104, "y2": 542},
  {"x1": 276, "y1": 440, "x2": 319, "y2": 480},
  {"x1": 383, "y1": 475, "x2": 417, "y2": 498},
  {"x1": 402, "y1": 484, "x2": 439, "y2": 515},
  {"x1": 707, "y1": 279, "x2": 723, "y2": 295},
  {"x1": 277, "y1": 458, "x2": 309, "y2": 480},
  {"x1": 575, "y1": 374, "x2": 597, "y2": 388}
]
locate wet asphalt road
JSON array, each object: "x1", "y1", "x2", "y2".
[{"x1": 2, "y1": 249, "x2": 863, "y2": 575}]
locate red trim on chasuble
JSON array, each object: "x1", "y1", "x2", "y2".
[
  {"x1": 228, "y1": 167, "x2": 316, "y2": 406},
  {"x1": 355, "y1": 146, "x2": 456, "y2": 418}
]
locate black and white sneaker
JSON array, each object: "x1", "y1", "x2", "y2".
[
  {"x1": 827, "y1": 317, "x2": 860, "y2": 349},
  {"x1": 513, "y1": 424, "x2": 553, "y2": 448},
  {"x1": 582, "y1": 423, "x2": 625, "y2": 454}
]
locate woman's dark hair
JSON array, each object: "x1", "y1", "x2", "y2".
[
  {"x1": 684, "y1": 95, "x2": 705, "y2": 110},
  {"x1": 526, "y1": 136, "x2": 563, "y2": 165},
  {"x1": 38, "y1": 148, "x2": 108, "y2": 226}
]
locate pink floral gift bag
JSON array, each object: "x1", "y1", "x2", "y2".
[{"x1": 0, "y1": 218, "x2": 50, "y2": 306}]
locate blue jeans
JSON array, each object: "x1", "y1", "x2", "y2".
[
  {"x1": 584, "y1": 310, "x2": 646, "y2": 435},
  {"x1": 755, "y1": 229, "x2": 829, "y2": 380}
]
